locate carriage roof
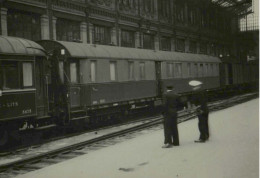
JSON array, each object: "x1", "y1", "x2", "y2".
[
  {"x1": 0, "y1": 36, "x2": 45, "y2": 56},
  {"x1": 38, "y1": 40, "x2": 221, "y2": 63}
]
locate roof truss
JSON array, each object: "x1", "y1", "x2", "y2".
[{"x1": 211, "y1": 0, "x2": 252, "y2": 16}]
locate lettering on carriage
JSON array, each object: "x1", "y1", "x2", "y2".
[
  {"x1": 6, "y1": 102, "x2": 19, "y2": 107},
  {"x1": 22, "y1": 109, "x2": 32, "y2": 114},
  {"x1": 0, "y1": 101, "x2": 19, "y2": 109}
]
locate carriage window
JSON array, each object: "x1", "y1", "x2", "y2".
[
  {"x1": 139, "y1": 62, "x2": 145, "y2": 80},
  {"x1": 110, "y1": 61, "x2": 117, "y2": 81},
  {"x1": 167, "y1": 63, "x2": 173, "y2": 78},
  {"x1": 194, "y1": 63, "x2": 198, "y2": 77},
  {"x1": 208, "y1": 64, "x2": 211, "y2": 76},
  {"x1": 204, "y1": 64, "x2": 208, "y2": 76},
  {"x1": 90, "y1": 61, "x2": 96, "y2": 82},
  {"x1": 23, "y1": 62, "x2": 33, "y2": 87},
  {"x1": 174, "y1": 63, "x2": 182, "y2": 78},
  {"x1": 70, "y1": 62, "x2": 78, "y2": 83},
  {"x1": 187, "y1": 63, "x2": 191, "y2": 77},
  {"x1": 215, "y1": 64, "x2": 219, "y2": 76},
  {"x1": 199, "y1": 64, "x2": 204, "y2": 77},
  {"x1": 128, "y1": 61, "x2": 134, "y2": 80},
  {"x1": 59, "y1": 61, "x2": 64, "y2": 83},
  {"x1": 0, "y1": 61, "x2": 19, "y2": 90},
  {"x1": 210, "y1": 64, "x2": 213, "y2": 76}
]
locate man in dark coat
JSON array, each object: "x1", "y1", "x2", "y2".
[
  {"x1": 188, "y1": 80, "x2": 209, "y2": 143},
  {"x1": 162, "y1": 86, "x2": 180, "y2": 148}
]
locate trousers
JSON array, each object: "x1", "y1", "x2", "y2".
[
  {"x1": 198, "y1": 112, "x2": 209, "y2": 140},
  {"x1": 163, "y1": 115, "x2": 179, "y2": 145}
]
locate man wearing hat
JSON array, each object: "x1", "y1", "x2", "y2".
[
  {"x1": 188, "y1": 80, "x2": 209, "y2": 142},
  {"x1": 162, "y1": 85, "x2": 180, "y2": 148}
]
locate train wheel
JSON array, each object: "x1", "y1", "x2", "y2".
[{"x1": 0, "y1": 129, "x2": 8, "y2": 147}]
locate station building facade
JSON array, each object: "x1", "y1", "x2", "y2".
[{"x1": 0, "y1": 0, "x2": 239, "y2": 59}]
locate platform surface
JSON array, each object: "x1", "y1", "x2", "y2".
[{"x1": 17, "y1": 99, "x2": 259, "y2": 178}]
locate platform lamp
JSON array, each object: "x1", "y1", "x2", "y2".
[{"x1": 61, "y1": 49, "x2": 65, "y2": 55}]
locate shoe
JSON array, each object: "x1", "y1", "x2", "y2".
[
  {"x1": 162, "y1": 144, "x2": 173, "y2": 148},
  {"x1": 194, "y1": 139, "x2": 206, "y2": 143}
]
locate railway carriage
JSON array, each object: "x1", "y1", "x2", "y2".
[
  {"x1": 219, "y1": 57, "x2": 258, "y2": 92},
  {"x1": 0, "y1": 36, "x2": 47, "y2": 145},
  {"x1": 38, "y1": 40, "x2": 221, "y2": 123}
]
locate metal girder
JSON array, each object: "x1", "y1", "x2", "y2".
[{"x1": 211, "y1": 0, "x2": 252, "y2": 15}]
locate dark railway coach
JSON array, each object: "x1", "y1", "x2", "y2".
[
  {"x1": 38, "y1": 40, "x2": 221, "y2": 123},
  {"x1": 0, "y1": 36, "x2": 46, "y2": 145},
  {"x1": 0, "y1": 37, "x2": 223, "y2": 146}
]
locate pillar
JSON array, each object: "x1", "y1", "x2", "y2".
[
  {"x1": 135, "y1": 31, "x2": 140, "y2": 48},
  {"x1": 118, "y1": 28, "x2": 121, "y2": 46},
  {"x1": 52, "y1": 16, "x2": 57, "y2": 40},
  {"x1": 1, "y1": 8, "x2": 7, "y2": 36},
  {"x1": 154, "y1": 34, "x2": 159, "y2": 51},
  {"x1": 88, "y1": 23, "x2": 93, "y2": 44},
  {"x1": 111, "y1": 27, "x2": 117, "y2": 45},
  {"x1": 80, "y1": 22, "x2": 87, "y2": 43},
  {"x1": 185, "y1": 38, "x2": 189, "y2": 53},
  {"x1": 154, "y1": 0, "x2": 158, "y2": 20},
  {"x1": 171, "y1": 37, "x2": 175, "y2": 51},
  {"x1": 41, "y1": 14, "x2": 50, "y2": 40}
]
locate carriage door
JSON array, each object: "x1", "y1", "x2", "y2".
[
  {"x1": 227, "y1": 63, "x2": 233, "y2": 85},
  {"x1": 69, "y1": 61, "x2": 80, "y2": 108},
  {"x1": 35, "y1": 57, "x2": 48, "y2": 116},
  {"x1": 155, "y1": 61, "x2": 162, "y2": 97}
]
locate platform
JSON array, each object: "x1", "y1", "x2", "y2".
[{"x1": 17, "y1": 98, "x2": 259, "y2": 178}]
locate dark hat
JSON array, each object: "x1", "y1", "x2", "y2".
[{"x1": 166, "y1": 86, "x2": 173, "y2": 90}]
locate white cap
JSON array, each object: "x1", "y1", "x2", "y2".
[{"x1": 189, "y1": 80, "x2": 203, "y2": 87}]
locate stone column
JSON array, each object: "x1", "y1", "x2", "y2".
[
  {"x1": 111, "y1": 27, "x2": 117, "y2": 45},
  {"x1": 88, "y1": 23, "x2": 94, "y2": 44},
  {"x1": 52, "y1": 16, "x2": 57, "y2": 40},
  {"x1": 0, "y1": 8, "x2": 8, "y2": 36},
  {"x1": 139, "y1": 31, "x2": 143, "y2": 48},
  {"x1": 80, "y1": 22, "x2": 87, "y2": 43},
  {"x1": 41, "y1": 14, "x2": 50, "y2": 40},
  {"x1": 184, "y1": 2, "x2": 188, "y2": 26},
  {"x1": 171, "y1": 37, "x2": 175, "y2": 51},
  {"x1": 118, "y1": 28, "x2": 121, "y2": 46},
  {"x1": 207, "y1": 42, "x2": 211, "y2": 55},
  {"x1": 154, "y1": 34, "x2": 159, "y2": 51},
  {"x1": 196, "y1": 41, "x2": 200, "y2": 54},
  {"x1": 185, "y1": 38, "x2": 189, "y2": 53},
  {"x1": 153, "y1": 0, "x2": 158, "y2": 20},
  {"x1": 135, "y1": 31, "x2": 140, "y2": 48}
]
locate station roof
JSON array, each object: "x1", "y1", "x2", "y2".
[
  {"x1": 211, "y1": 0, "x2": 252, "y2": 17},
  {"x1": 39, "y1": 40, "x2": 221, "y2": 63},
  {"x1": 0, "y1": 36, "x2": 45, "y2": 56}
]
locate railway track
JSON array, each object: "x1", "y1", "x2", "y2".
[{"x1": 0, "y1": 92, "x2": 257, "y2": 177}]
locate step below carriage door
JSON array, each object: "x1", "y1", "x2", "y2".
[
  {"x1": 69, "y1": 60, "x2": 80, "y2": 108},
  {"x1": 155, "y1": 61, "x2": 162, "y2": 97}
]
